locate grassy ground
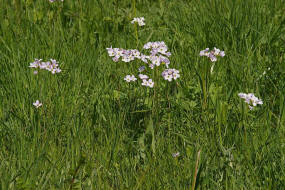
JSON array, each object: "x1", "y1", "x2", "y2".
[{"x1": 1, "y1": 0, "x2": 285, "y2": 189}]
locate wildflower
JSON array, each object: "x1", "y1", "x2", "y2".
[
  {"x1": 200, "y1": 47, "x2": 225, "y2": 62},
  {"x1": 39, "y1": 61, "x2": 48, "y2": 69},
  {"x1": 141, "y1": 79, "x2": 154, "y2": 88},
  {"x1": 106, "y1": 47, "x2": 116, "y2": 57},
  {"x1": 238, "y1": 93, "x2": 263, "y2": 110},
  {"x1": 140, "y1": 54, "x2": 149, "y2": 63},
  {"x1": 138, "y1": 66, "x2": 146, "y2": 72},
  {"x1": 162, "y1": 69, "x2": 180, "y2": 81},
  {"x1": 122, "y1": 56, "x2": 132, "y2": 62},
  {"x1": 143, "y1": 42, "x2": 152, "y2": 49},
  {"x1": 131, "y1": 17, "x2": 145, "y2": 26},
  {"x1": 172, "y1": 152, "x2": 180, "y2": 158},
  {"x1": 124, "y1": 75, "x2": 137, "y2": 82},
  {"x1": 51, "y1": 68, "x2": 61, "y2": 74},
  {"x1": 49, "y1": 0, "x2": 63, "y2": 2},
  {"x1": 159, "y1": 55, "x2": 170, "y2": 68},
  {"x1": 107, "y1": 47, "x2": 140, "y2": 63},
  {"x1": 29, "y1": 59, "x2": 42, "y2": 68},
  {"x1": 138, "y1": 74, "x2": 149, "y2": 80},
  {"x1": 149, "y1": 64, "x2": 155, "y2": 69},
  {"x1": 144, "y1": 41, "x2": 171, "y2": 57},
  {"x1": 33, "y1": 100, "x2": 42, "y2": 108},
  {"x1": 106, "y1": 41, "x2": 180, "y2": 85},
  {"x1": 33, "y1": 70, "x2": 38, "y2": 75},
  {"x1": 112, "y1": 56, "x2": 119, "y2": 62},
  {"x1": 29, "y1": 59, "x2": 61, "y2": 74},
  {"x1": 149, "y1": 55, "x2": 160, "y2": 66},
  {"x1": 131, "y1": 49, "x2": 141, "y2": 58}
]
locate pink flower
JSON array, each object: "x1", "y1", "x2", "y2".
[{"x1": 33, "y1": 100, "x2": 42, "y2": 108}]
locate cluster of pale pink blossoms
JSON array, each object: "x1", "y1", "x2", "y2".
[
  {"x1": 131, "y1": 17, "x2": 145, "y2": 26},
  {"x1": 106, "y1": 41, "x2": 180, "y2": 88},
  {"x1": 238, "y1": 93, "x2": 263, "y2": 110},
  {"x1": 162, "y1": 69, "x2": 180, "y2": 81},
  {"x1": 200, "y1": 47, "x2": 225, "y2": 62},
  {"x1": 49, "y1": 0, "x2": 63, "y2": 2},
  {"x1": 124, "y1": 75, "x2": 137, "y2": 82},
  {"x1": 29, "y1": 59, "x2": 61, "y2": 75}
]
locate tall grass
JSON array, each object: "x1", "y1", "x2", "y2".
[{"x1": 0, "y1": 0, "x2": 285, "y2": 189}]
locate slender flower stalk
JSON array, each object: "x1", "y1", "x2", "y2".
[{"x1": 198, "y1": 47, "x2": 225, "y2": 111}]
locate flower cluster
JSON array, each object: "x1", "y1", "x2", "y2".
[
  {"x1": 131, "y1": 17, "x2": 145, "y2": 26},
  {"x1": 106, "y1": 41, "x2": 171, "y2": 68},
  {"x1": 162, "y1": 69, "x2": 180, "y2": 81},
  {"x1": 143, "y1": 41, "x2": 171, "y2": 69},
  {"x1": 107, "y1": 18, "x2": 180, "y2": 88},
  {"x1": 107, "y1": 41, "x2": 180, "y2": 88},
  {"x1": 238, "y1": 93, "x2": 263, "y2": 110},
  {"x1": 142, "y1": 79, "x2": 154, "y2": 88},
  {"x1": 106, "y1": 47, "x2": 147, "y2": 63},
  {"x1": 29, "y1": 59, "x2": 61, "y2": 74},
  {"x1": 124, "y1": 75, "x2": 137, "y2": 82},
  {"x1": 200, "y1": 47, "x2": 225, "y2": 62},
  {"x1": 49, "y1": 0, "x2": 63, "y2": 2}
]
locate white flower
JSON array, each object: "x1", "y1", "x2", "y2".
[
  {"x1": 106, "y1": 46, "x2": 116, "y2": 57},
  {"x1": 213, "y1": 47, "x2": 220, "y2": 55},
  {"x1": 142, "y1": 79, "x2": 148, "y2": 86},
  {"x1": 131, "y1": 17, "x2": 145, "y2": 26},
  {"x1": 149, "y1": 55, "x2": 160, "y2": 66},
  {"x1": 33, "y1": 100, "x2": 42, "y2": 108},
  {"x1": 143, "y1": 42, "x2": 152, "y2": 49},
  {"x1": 131, "y1": 49, "x2": 141, "y2": 58},
  {"x1": 124, "y1": 75, "x2": 137, "y2": 82},
  {"x1": 122, "y1": 56, "x2": 132, "y2": 62},
  {"x1": 49, "y1": 0, "x2": 63, "y2": 3},
  {"x1": 149, "y1": 64, "x2": 155, "y2": 69},
  {"x1": 141, "y1": 79, "x2": 154, "y2": 88},
  {"x1": 147, "y1": 79, "x2": 154, "y2": 88},
  {"x1": 138, "y1": 74, "x2": 149, "y2": 80},
  {"x1": 29, "y1": 59, "x2": 61, "y2": 74},
  {"x1": 200, "y1": 47, "x2": 225, "y2": 62},
  {"x1": 29, "y1": 59, "x2": 42, "y2": 68},
  {"x1": 220, "y1": 51, "x2": 225, "y2": 57},
  {"x1": 162, "y1": 68, "x2": 180, "y2": 81},
  {"x1": 172, "y1": 152, "x2": 180, "y2": 158},
  {"x1": 238, "y1": 93, "x2": 263, "y2": 110}
]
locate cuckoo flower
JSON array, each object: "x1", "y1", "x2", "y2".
[
  {"x1": 238, "y1": 93, "x2": 263, "y2": 110},
  {"x1": 200, "y1": 47, "x2": 225, "y2": 62},
  {"x1": 131, "y1": 17, "x2": 145, "y2": 26},
  {"x1": 33, "y1": 100, "x2": 42, "y2": 108},
  {"x1": 124, "y1": 75, "x2": 137, "y2": 82}
]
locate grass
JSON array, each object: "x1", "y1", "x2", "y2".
[{"x1": 0, "y1": 0, "x2": 285, "y2": 189}]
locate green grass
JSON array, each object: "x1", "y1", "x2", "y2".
[{"x1": 1, "y1": 0, "x2": 285, "y2": 189}]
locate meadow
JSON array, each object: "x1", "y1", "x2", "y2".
[{"x1": 0, "y1": 0, "x2": 285, "y2": 189}]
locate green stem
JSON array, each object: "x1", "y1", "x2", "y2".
[{"x1": 132, "y1": 0, "x2": 139, "y2": 48}]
